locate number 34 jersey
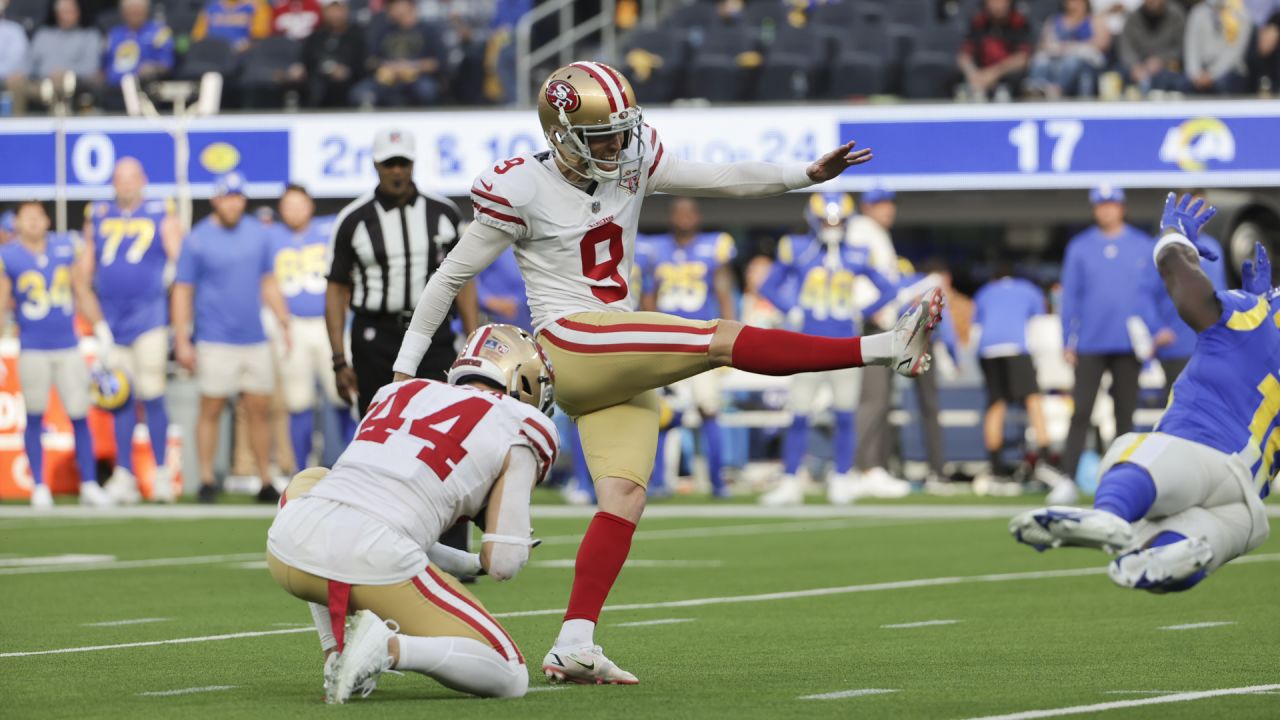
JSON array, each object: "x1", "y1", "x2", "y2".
[
  {"x1": 307, "y1": 379, "x2": 560, "y2": 551},
  {"x1": 468, "y1": 125, "x2": 668, "y2": 333},
  {"x1": 1156, "y1": 290, "x2": 1280, "y2": 498}
]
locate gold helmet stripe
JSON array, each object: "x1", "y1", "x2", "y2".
[{"x1": 570, "y1": 61, "x2": 628, "y2": 112}]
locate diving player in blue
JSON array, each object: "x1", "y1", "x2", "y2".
[
  {"x1": 83, "y1": 158, "x2": 182, "y2": 503},
  {"x1": 270, "y1": 185, "x2": 356, "y2": 470},
  {"x1": 1011, "y1": 193, "x2": 1272, "y2": 592},
  {"x1": 758, "y1": 192, "x2": 897, "y2": 505},
  {"x1": 0, "y1": 201, "x2": 113, "y2": 508},
  {"x1": 638, "y1": 198, "x2": 737, "y2": 497}
]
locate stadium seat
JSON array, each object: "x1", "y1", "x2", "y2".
[
  {"x1": 900, "y1": 25, "x2": 963, "y2": 98},
  {"x1": 682, "y1": 26, "x2": 757, "y2": 102},
  {"x1": 620, "y1": 27, "x2": 688, "y2": 104},
  {"x1": 6, "y1": 0, "x2": 49, "y2": 34},
  {"x1": 743, "y1": 0, "x2": 790, "y2": 32},
  {"x1": 240, "y1": 37, "x2": 302, "y2": 108},
  {"x1": 166, "y1": 6, "x2": 199, "y2": 37},
  {"x1": 175, "y1": 37, "x2": 236, "y2": 81},
  {"x1": 825, "y1": 29, "x2": 892, "y2": 98},
  {"x1": 667, "y1": 0, "x2": 717, "y2": 33},
  {"x1": 752, "y1": 24, "x2": 825, "y2": 101},
  {"x1": 95, "y1": 8, "x2": 121, "y2": 34}
]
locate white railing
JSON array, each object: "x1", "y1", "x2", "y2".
[{"x1": 515, "y1": 0, "x2": 618, "y2": 107}]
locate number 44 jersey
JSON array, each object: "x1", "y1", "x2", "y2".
[
  {"x1": 307, "y1": 379, "x2": 560, "y2": 552},
  {"x1": 468, "y1": 124, "x2": 667, "y2": 333}
]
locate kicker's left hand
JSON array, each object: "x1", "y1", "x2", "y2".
[{"x1": 807, "y1": 140, "x2": 873, "y2": 183}]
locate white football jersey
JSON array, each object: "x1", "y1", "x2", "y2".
[
  {"x1": 307, "y1": 379, "x2": 558, "y2": 552},
  {"x1": 469, "y1": 124, "x2": 669, "y2": 332}
]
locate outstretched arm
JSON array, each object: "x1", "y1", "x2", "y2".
[
  {"x1": 1153, "y1": 193, "x2": 1221, "y2": 334},
  {"x1": 651, "y1": 140, "x2": 872, "y2": 198},
  {"x1": 480, "y1": 446, "x2": 539, "y2": 582}
]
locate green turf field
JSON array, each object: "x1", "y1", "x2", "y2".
[{"x1": 2, "y1": 499, "x2": 1278, "y2": 719}]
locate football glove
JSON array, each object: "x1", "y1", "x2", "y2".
[
  {"x1": 1241, "y1": 242, "x2": 1272, "y2": 296},
  {"x1": 1159, "y1": 192, "x2": 1218, "y2": 260}
]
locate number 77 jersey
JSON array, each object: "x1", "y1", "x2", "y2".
[
  {"x1": 307, "y1": 379, "x2": 560, "y2": 550},
  {"x1": 469, "y1": 125, "x2": 667, "y2": 333}
]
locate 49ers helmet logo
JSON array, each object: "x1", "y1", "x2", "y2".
[{"x1": 545, "y1": 80, "x2": 581, "y2": 112}]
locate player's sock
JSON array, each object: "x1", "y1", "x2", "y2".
[
  {"x1": 702, "y1": 417, "x2": 726, "y2": 496},
  {"x1": 396, "y1": 635, "x2": 527, "y2": 698},
  {"x1": 1147, "y1": 531, "x2": 1208, "y2": 591},
  {"x1": 833, "y1": 411, "x2": 855, "y2": 475},
  {"x1": 70, "y1": 418, "x2": 97, "y2": 485},
  {"x1": 308, "y1": 602, "x2": 338, "y2": 653},
  {"x1": 142, "y1": 398, "x2": 169, "y2": 468},
  {"x1": 730, "y1": 326, "x2": 874, "y2": 375},
  {"x1": 24, "y1": 414, "x2": 45, "y2": 486},
  {"x1": 289, "y1": 411, "x2": 314, "y2": 469},
  {"x1": 558, "y1": 511, "x2": 637, "y2": 645},
  {"x1": 782, "y1": 416, "x2": 808, "y2": 475},
  {"x1": 1093, "y1": 463, "x2": 1156, "y2": 522},
  {"x1": 649, "y1": 429, "x2": 668, "y2": 492},
  {"x1": 111, "y1": 405, "x2": 136, "y2": 472}
]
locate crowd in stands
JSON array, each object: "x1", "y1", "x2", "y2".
[{"x1": 1, "y1": 0, "x2": 1279, "y2": 114}]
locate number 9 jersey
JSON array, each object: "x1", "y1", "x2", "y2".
[
  {"x1": 468, "y1": 124, "x2": 667, "y2": 333},
  {"x1": 86, "y1": 199, "x2": 172, "y2": 345}
]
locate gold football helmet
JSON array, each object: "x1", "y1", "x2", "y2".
[
  {"x1": 537, "y1": 61, "x2": 645, "y2": 183},
  {"x1": 448, "y1": 324, "x2": 556, "y2": 415}
]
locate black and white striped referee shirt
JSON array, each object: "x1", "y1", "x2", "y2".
[{"x1": 326, "y1": 184, "x2": 461, "y2": 315}]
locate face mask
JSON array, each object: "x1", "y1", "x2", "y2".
[{"x1": 818, "y1": 226, "x2": 844, "y2": 245}]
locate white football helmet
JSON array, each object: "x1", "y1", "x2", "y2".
[
  {"x1": 538, "y1": 61, "x2": 645, "y2": 183},
  {"x1": 448, "y1": 324, "x2": 556, "y2": 415}
]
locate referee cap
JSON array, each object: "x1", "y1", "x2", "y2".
[{"x1": 373, "y1": 128, "x2": 416, "y2": 163}]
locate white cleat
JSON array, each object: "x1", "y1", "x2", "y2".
[
  {"x1": 889, "y1": 287, "x2": 945, "y2": 378},
  {"x1": 857, "y1": 467, "x2": 912, "y2": 499},
  {"x1": 1009, "y1": 506, "x2": 1135, "y2": 554},
  {"x1": 972, "y1": 472, "x2": 1023, "y2": 497},
  {"x1": 562, "y1": 486, "x2": 595, "y2": 507},
  {"x1": 543, "y1": 645, "x2": 638, "y2": 685},
  {"x1": 322, "y1": 651, "x2": 340, "y2": 697},
  {"x1": 1036, "y1": 464, "x2": 1080, "y2": 505},
  {"x1": 826, "y1": 472, "x2": 861, "y2": 505},
  {"x1": 104, "y1": 467, "x2": 143, "y2": 505},
  {"x1": 150, "y1": 466, "x2": 176, "y2": 503},
  {"x1": 1108, "y1": 537, "x2": 1214, "y2": 592},
  {"x1": 760, "y1": 475, "x2": 804, "y2": 506},
  {"x1": 78, "y1": 481, "x2": 115, "y2": 507},
  {"x1": 30, "y1": 484, "x2": 53, "y2": 509},
  {"x1": 328, "y1": 610, "x2": 398, "y2": 704}
]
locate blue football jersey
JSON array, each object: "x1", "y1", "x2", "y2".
[
  {"x1": 87, "y1": 199, "x2": 172, "y2": 344},
  {"x1": 1156, "y1": 289, "x2": 1280, "y2": 499},
  {"x1": 641, "y1": 232, "x2": 736, "y2": 321},
  {"x1": 271, "y1": 216, "x2": 334, "y2": 319},
  {"x1": 0, "y1": 233, "x2": 80, "y2": 350},
  {"x1": 761, "y1": 234, "x2": 894, "y2": 338}
]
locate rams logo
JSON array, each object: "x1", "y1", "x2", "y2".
[
  {"x1": 200, "y1": 142, "x2": 241, "y2": 174},
  {"x1": 545, "y1": 80, "x2": 581, "y2": 112},
  {"x1": 1158, "y1": 117, "x2": 1235, "y2": 172}
]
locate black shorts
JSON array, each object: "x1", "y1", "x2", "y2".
[{"x1": 979, "y1": 354, "x2": 1039, "y2": 407}]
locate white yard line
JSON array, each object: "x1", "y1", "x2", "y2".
[
  {"x1": 0, "y1": 554, "x2": 116, "y2": 568},
  {"x1": 83, "y1": 618, "x2": 170, "y2": 628},
  {"x1": 881, "y1": 620, "x2": 961, "y2": 629},
  {"x1": 525, "y1": 686, "x2": 568, "y2": 693},
  {"x1": 799, "y1": 688, "x2": 900, "y2": 700},
  {"x1": 0, "y1": 628, "x2": 315, "y2": 658},
  {"x1": 530, "y1": 559, "x2": 723, "y2": 569},
  {"x1": 138, "y1": 685, "x2": 238, "y2": 697},
  {"x1": 614, "y1": 618, "x2": 696, "y2": 628},
  {"x1": 536, "y1": 519, "x2": 914, "y2": 546},
  {"x1": 1158, "y1": 621, "x2": 1237, "y2": 631},
  {"x1": 961, "y1": 684, "x2": 1280, "y2": 720},
  {"x1": 0, "y1": 552, "x2": 263, "y2": 576}
]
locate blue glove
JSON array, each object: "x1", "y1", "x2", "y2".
[
  {"x1": 1242, "y1": 242, "x2": 1272, "y2": 296},
  {"x1": 1160, "y1": 192, "x2": 1219, "y2": 260}
]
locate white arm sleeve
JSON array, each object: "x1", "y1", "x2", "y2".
[
  {"x1": 426, "y1": 543, "x2": 483, "y2": 578},
  {"x1": 482, "y1": 446, "x2": 537, "y2": 582},
  {"x1": 393, "y1": 221, "x2": 516, "y2": 376},
  {"x1": 650, "y1": 154, "x2": 814, "y2": 198}
]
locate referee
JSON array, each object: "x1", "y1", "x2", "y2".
[{"x1": 325, "y1": 127, "x2": 479, "y2": 416}]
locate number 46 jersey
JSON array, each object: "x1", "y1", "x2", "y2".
[
  {"x1": 468, "y1": 125, "x2": 667, "y2": 333},
  {"x1": 307, "y1": 379, "x2": 560, "y2": 551}
]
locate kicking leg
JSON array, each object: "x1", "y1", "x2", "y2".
[
  {"x1": 1008, "y1": 461, "x2": 1151, "y2": 553},
  {"x1": 1108, "y1": 502, "x2": 1262, "y2": 592}
]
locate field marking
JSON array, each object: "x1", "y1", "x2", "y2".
[
  {"x1": 881, "y1": 619, "x2": 961, "y2": 629},
  {"x1": 0, "y1": 552, "x2": 263, "y2": 576},
  {"x1": 138, "y1": 685, "x2": 237, "y2": 697},
  {"x1": 799, "y1": 688, "x2": 900, "y2": 700},
  {"x1": 83, "y1": 618, "x2": 171, "y2": 628},
  {"x1": 525, "y1": 686, "x2": 568, "y2": 693},
  {"x1": 1159, "y1": 621, "x2": 1237, "y2": 631},
  {"x1": 0, "y1": 554, "x2": 116, "y2": 568},
  {"x1": 962, "y1": 684, "x2": 1280, "y2": 719},
  {"x1": 614, "y1": 618, "x2": 696, "y2": 628},
  {"x1": 237, "y1": 561, "x2": 270, "y2": 570},
  {"x1": 1107, "y1": 690, "x2": 1280, "y2": 696},
  {"x1": 6, "y1": 554, "x2": 1280, "y2": 659},
  {"x1": 537, "y1": 519, "x2": 919, "y2": 546},
  {"x1": 531, "y1": 559, "x2": 723, "y2": 569}
]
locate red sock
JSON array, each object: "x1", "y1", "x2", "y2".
[
  {"x1": 564, "y1": 511, "x2": 637, "y2": 623},
  {"x1": 730, "y1": 325, "x2": 863, "y2": 375}
]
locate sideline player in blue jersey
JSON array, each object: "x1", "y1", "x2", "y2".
[
  {"x1": 758, "y1": 192, "x2": 900, "y2": 505},
  {"x1": 270, "y1": 185, "x2": 356, "y2": 469},
  {"x1": 1011, "y1": 193, "x2": 1272, "y2": 592},
  {"x1": 82, "y1": 158, "x2": 182, "y2": 503},
  {"x1": 0, "y1": 201, "x2": 113, "y2": 508},
  {"x1": 638, "y1": 198, "x2": 737, "y2": 497}
]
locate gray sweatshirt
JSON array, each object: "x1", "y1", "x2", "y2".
[
  {"x1": 1184, "y1": 2, "x2": 1251, "y2": 79},
  {"x1": 28, "y1": 26, "x2": 102, "y2": 81},
  {"x1": 1119, "y1": 2, "x2": 1185, "y2": 70}
]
